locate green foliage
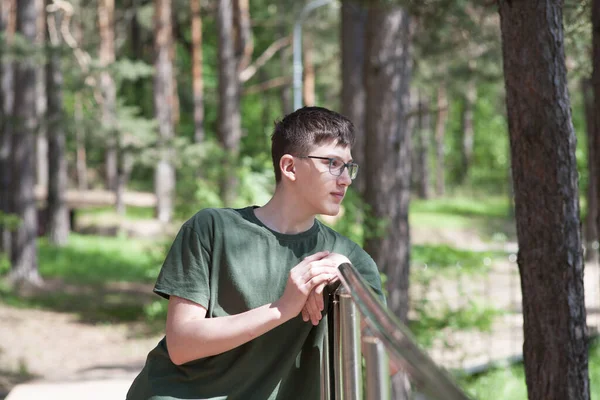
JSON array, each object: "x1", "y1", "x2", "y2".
[{"x1": 411, "y1": 299, "x2": 503, "y2": 349}]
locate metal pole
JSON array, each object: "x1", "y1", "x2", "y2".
[
  {"x1": 338, "y1": 285, "x2": 362, "y2": 400},
  {"x1": 363, "y1": 333, "x2": 390, "y2": 400},
  {"x1": 321, "y1": 317, "x2": 332, "y2": 400},
  {"x1": 292, "y1": 0, "x2": 334, "y2": 111},
  {"x1": 333, "y1": 291, "x2": 343, "y2": 400}
]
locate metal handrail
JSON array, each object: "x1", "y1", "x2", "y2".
[{"x1": 321, "y1": 263, "x2": 472, "y2": 400}]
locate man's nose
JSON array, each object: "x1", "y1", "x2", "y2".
[{"x1": 338, "y1": 167, "x2": 352, "y2": 186}]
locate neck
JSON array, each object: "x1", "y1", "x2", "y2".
[{"x1": 254, "y1": 185, "x2": 315, "y2": 234}]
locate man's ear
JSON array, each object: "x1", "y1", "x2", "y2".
[{"x1": 280, "y1": 154, "x2": 296, "y2": 182}]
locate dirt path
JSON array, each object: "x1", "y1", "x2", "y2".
[{"x1": 0, "y1": 303, "x2": 163, "y2": 398}]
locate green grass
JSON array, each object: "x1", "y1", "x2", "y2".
[
  {"x1": 77, "y1": 206, "x2": 156, "y2": 221},
  {"x1": 458, "y1": 339, "x2": 600, "y2": 399},
  {"x1": 410, "y1": 196, "x2": 515, "y2": 240},
  {"x1": 0, "y1": 234, "x2": 167, "y2": 325},
  {"x1": 412, "y1": 244, "x2": 505, "y2": 276},
  {"x1": 34, "y1": 233, "x2": 164, "y2": 284}
]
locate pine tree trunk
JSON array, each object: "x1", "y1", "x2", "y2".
[
  {"x1": 434, "y1": 85, "x2": 448, "y2": 196},
  {"x1": 593, "y1": 0, "x2": 600, "y2": 266},
  {"x1": 35, "y1": 0, "x2": 47, "y2": 192},
  {"x1": 363, "y1": 0, "x2": 412, "y2": 338},
  {"x1": 498, "y1": 2, "x2": 590, "y2": 399},
  {"x1": 363, "y1": 7, "x2": 412, "y2": 398},
  {"x1": 302, "y1": 35, "x2": 315, "y2": 107},
  {"x1": 341, "y1": 1, "x2": 367, "y2": 195},
  {"x1": 191, "y1": 0, "x2": 204, "y2": 144},
  {"x1": 459, "y1": 80, "x2": 476, "y2": 184},
  {"x1": 74, "y1": 96, "x2": 88, "y2": 191},
  {"x1": 46, "y1": 3, "x2": 69, "y2": 246},
  {"x1": 582, "y1": 78, "x2": 597, "y2": 262},
  {"x1": 98, "y1": 0, "x2": 118, "y2": 192},
  {"x1": 9, "y1": 0, "x2": 41, "y2": 286},
  {"x1": 0, "y1": 0, "x2": 15, "y2": 255},
  {"x1": 216, "y1": 0, "x2": 241, "y2": 207},
  {"x1": 278, "y1": 5, "x2": 292, "y2": 115},
  {"x1": 154, "y1": 0, "x2": 175, "y2": 222},
  {"x1": 415, "y1": 96, "x2": 430, "y2": 199}
]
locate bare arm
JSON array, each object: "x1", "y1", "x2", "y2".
[{"x1": 166, "y1": 251, "x2": 338, "y2": 365}]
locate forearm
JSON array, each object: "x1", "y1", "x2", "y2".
[{"x1": 167, "y1": 302, "x2": 289, "y2": 365}]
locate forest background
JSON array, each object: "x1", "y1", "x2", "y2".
[{"x1": 0, "y1": 0, "x2": 599, "y2": 399}]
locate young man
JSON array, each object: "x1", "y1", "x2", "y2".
[{"x1": 126, "y1": 106, "x2": 385, "y2": 399}]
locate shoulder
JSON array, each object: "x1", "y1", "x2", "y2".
[
  {"x1": 317, "y1": 221, "x2": 374, "y2": 266},
  {"x1": 183, "y1": 207, "x2": 241, "y2": 232}
]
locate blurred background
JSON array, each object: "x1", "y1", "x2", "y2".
[{"x1": 0, "y1": 0, "x2": 598, "y2": 399}]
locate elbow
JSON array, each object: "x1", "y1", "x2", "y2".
[{"x1": 166, "y1": 334, "x2": 187, "y2": 366}]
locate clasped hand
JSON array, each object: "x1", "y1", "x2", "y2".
[{"x1": 277, "y1": 251, "x2": 350, "y2": 326}]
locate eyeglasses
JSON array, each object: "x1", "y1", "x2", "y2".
[{"x1": 297, "y1": 156, "x2": 359, "y2": 180}]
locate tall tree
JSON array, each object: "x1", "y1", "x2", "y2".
[
  {"x1": 9, "y1": 0, "x2": 40, "y2": 285},
  {"x1": 216, "y1": 0, "x2": 242, "y2": 206},
  {"x1": 46, "y1": 1, "x2": 69, "y2": 246},
  {"x1": 0, "y1": 0, "x2": 15, "y2": 255},
  {"x1": 341, "y1": 1, "x2": 367, "y2": 194},
  {"x1": 35, "y1": 0, "x2": 47, "y2": 192},
  {"x1": 498, "y1": 1, "x2": 590, "y2": 399},
  {"x1": 458, "y1": 79, "x2": 476, "y2": 184},
  {"x1": 582, "y1": 79, "x2": 597, "y2": 261},
  {"x1": 414, "y1": 94, "x2": 431, "y2": 199},
  {"x1": 434, "y1": 85, "x2": 448, "y2": 196},
  {"x1": 98, "y1": 0, "x2": 118, "y2": 192},
  {"x1": 362, "y1": 2, "x2": 412, "y2": 397},
  {"x1": 154, "y1": 0, "x2": 176, "y2": 222},
  {"x1": 593, "y1": 0, "x2": 600, "y2": 267},
  {"x1": 190, "y1": 0, "x2": 204, "y2": 143}
]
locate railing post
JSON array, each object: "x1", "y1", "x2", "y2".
[
  {"x1": 321, "y1": 316, "x2": 332, "y2": 400},
  {"x1": 335, "y1": 285, "x2": 362, "y2": 400},
  {"x1": 363, "y1": 333, "x2": 390, "y2": 400}
]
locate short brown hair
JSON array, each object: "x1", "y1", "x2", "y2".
[{"x1": 271, "y1": 107, "x2": 355, "y2": 182}]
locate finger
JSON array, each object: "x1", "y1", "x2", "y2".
[
  {"x1": 306, "y1": 292, "x2": 321, "y2": 325},
  {"x1": 315, "y1": 283, "x2": 326, "y2": 310},
  {"x1": 301, "y1": 264, "x2": 338, "y2": 282},
  {"x1": 304, "y1": 273, "x2": 336, "y2": 293},
  {"x1": 301, "y1": 307, "x2": 309, "y2": 322},
  {"x1": 295, "y1": 251, "x2": 331, "y2": 273}
]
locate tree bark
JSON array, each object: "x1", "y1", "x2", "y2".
[
  {"x1": 498, "y1": 2, "x2": 590, "y2": 399},
  {"x1": 582, "y1": 79, "x2": 597, "y2": 262},
  {"x1": 191, "y1": 0, "x2": 205, "y2": 144},
  {"x1": 302, "y1": 35, "x2": 315, "y2": 107},
  {"x1": 363, "y1": 6, "x2": 412, "y2": 398},
  {"x1": 458, "y1": 79, "x2": 476, "y2": 184},
  {"x1": 593, "y1": 0, "x2": 600, "y2": 267},
  {"x1": 434, "y1": 85, "x2": 448, "y2": 196},
  {"x1": 9, "y1": 0, "x2": 41, "y2": 285},
  {"x1": 341, "y1": 1, "x2": 367, "y2": 195},
  {"x1": 278, "y1": 3, "x2": 292, "y2": 115},
  {"x1": 363, "y1": 0, "x2": 412, "y2": 342},
  {"x1": 46, "y1": 2, "x2": 69, "y2": 246},
  {"x1": 0, "y1": 0, "x2": 15, "y2": 255},
  {"x1": 98, "y1": 0, "x2": 118, "y2": 192},
  {"x1": 154, "y1": 0, "x2": 176, "y2": 222},
  {"x1": 216, "y1": 0, "x2": 241, "y2": 207},
  {"x1": 415, "y1": 95, "x2": 430, "y2": 199},
  {"x1": 35, "y1": 0, "x2": 47, "y2": 191}
]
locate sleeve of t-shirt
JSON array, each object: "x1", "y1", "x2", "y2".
[
  {"x1": 347, "y1": 244, "x2": 387, "y2": 307},
  {"x1": 153, "y1": 215, "x2": 212, "y2": 309}
]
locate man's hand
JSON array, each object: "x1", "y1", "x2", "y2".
[
  {"x1": 275, "y1": 251, "x2": 339, "y2": 321},
  {"x1": 301, "y1": 253, "x2": 350, "y2": 326}
]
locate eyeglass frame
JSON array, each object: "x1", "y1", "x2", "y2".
[{"x1": 295, "y1": 155, "x2": 359, "y2": 180}]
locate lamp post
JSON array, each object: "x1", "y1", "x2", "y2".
[{"x1": 293, "y1": 0, "x2": 334, "y2": 111}]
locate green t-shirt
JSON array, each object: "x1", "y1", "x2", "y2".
[{"x1": 127, "y1": 206, "x2": 384, "y2": 400}]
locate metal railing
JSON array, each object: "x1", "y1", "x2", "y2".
[{"x1": 321, "y1": 263, "x2": 472, "y2": 400}]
